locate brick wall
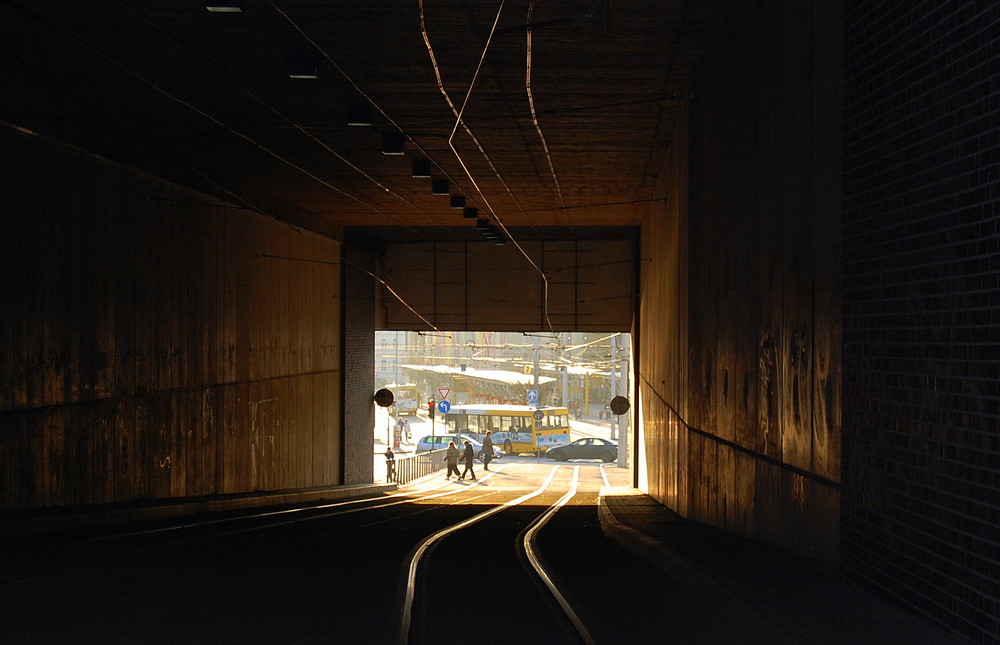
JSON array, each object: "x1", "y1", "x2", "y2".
[
  {"x1": 842, "y1": 4, "x2": 1000, "y2": 643},
  {"x1": 341, "y1": 246, "x2": 376, "y2": 485}
]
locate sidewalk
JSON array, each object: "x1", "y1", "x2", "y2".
[{"x1": 598, "y1": 487, "x2": 969, "y2": 645}]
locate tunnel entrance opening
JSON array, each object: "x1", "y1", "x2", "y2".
[{"x1": 373, "y1": 330, "x2": 631, "y2": 482}]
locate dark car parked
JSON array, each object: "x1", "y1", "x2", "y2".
[{"x1": 544, "y1": 437, "x2": 618, "y2": 463}]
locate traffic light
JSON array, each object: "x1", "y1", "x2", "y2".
[{"x1": 427, "y1": 399, "x2": 435, "y2": 419}]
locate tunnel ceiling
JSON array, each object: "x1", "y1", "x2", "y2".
[{"x1": 1, "y1": 1, "x2": 749, "y2": 244}]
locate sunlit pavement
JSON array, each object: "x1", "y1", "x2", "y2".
[{"x1": 373, "y1": 409, "x2": 625, "y2": 484}]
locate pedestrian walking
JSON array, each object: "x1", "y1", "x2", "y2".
[
  {"x1": 459, "y1": 440, "x2": 476, "y2": 481},
  {"x1": 482, "y1": 430, "x2": 495, "y2": 470},
  {"x1": 445, "y1": 440, "x2": 461, "y2": 479}
]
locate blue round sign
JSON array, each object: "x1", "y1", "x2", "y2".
[{"x1": 437, "y1": 400, "x2": 451, "y2": 413}]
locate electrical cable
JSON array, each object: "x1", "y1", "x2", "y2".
[
  {"x1": 420, "y1": 0, "x2": 556, "y2": 333},
  {"x1": 119, "y1": 0, "x2": 437, "y2": 234},
  {"x1": 417, "y1": 0, "x2": 538, "y2": 235},
  {"x1": 526, "y1": 0, "x2": 573, "y2": 235},
  {"x1": 6, "y1": 0, "x2": 450, "y2": 331},
  {"x1": 341, "y1": 256, "x2": 440, "y2": 332},
  {"x1": 270, "y1": 0, "x2": 473, "y2": 237},
  {"x1": 0, "y1": 49, "x2": 268, "y2": 217},
  {"x1": 7, "y1": 0, "x2": 403, "y2": 224},
  {"x1": 273, "y1": 1, "x2": 560, "y2": 333}
]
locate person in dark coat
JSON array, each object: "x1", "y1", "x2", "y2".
[
  {"x1": 459, "y1": 440, "x2": 477, "y2": 481},
  {"x1": 384, "y1": 446, "x2": 396, "y2": 483},
  {"x1": 445, "y1": 440, "x2": 461, "y2": 479},
  {"x1": 481, "y1": 430, "x2": 494, "y2": 471}
]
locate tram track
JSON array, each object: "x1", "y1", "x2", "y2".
[
  {"x1": 0, "y1": 469, "x2": 519, "y2": 584},
  {"x1": 396, "y1": 465, "x2": 612, "y2": 645},
  {"x1": 2, "y1": 462, "x2": 726, "y2": 644}
]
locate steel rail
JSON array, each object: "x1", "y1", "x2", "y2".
[
  {"x1": 522, "y1": 466, "x2": 596, "y2": 645},
  {"x1": 1, "y1": 471, "x2": 508, "y2": 585},
  {"x1": 396, "y1": 466, "x2": 562, "y2": 645}
]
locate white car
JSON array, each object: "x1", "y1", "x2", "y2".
[{"x1": 415, "y1": 434, "x2": 503, "y2": 461}]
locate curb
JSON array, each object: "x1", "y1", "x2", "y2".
[{"x1": 597, "y1": 486, "x2": 807, "y2": 645}]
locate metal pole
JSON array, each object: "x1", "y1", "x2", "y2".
[
  {"x1": 611, "y1": 334, "x2": 618, "y2": 439},
  {"x1": 534, "y1": 335, "x2": 540, "y2": 462},
  {"x1": 533, "y1": 334, "x2": 539, "y2": 394},
  {"x1": 619, "y1": 334, "x2": 630, "y2": 468}
]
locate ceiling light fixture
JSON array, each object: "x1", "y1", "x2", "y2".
[
  {"x1": 287, "y1": 51, "x2": 318, "y2": 78},
  {"x1": 432, "y1": 179, "x2": 449, "y2": 195},
  {"x1": 381, "y1": 131, "x2": 405, "y2": 155},
  {"x1": 206, "y1": 2, "x2": 242, "y2": 11},
  {"x1": 411, "y1": 159, "x2": 431, "y2": 178},
  {"x1": 450, "y1": 195, "x2": 466, "y2": 209}
]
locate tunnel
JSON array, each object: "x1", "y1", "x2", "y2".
[{"x1": 0, "y1": 2, "x2": 997, "y2": 643}]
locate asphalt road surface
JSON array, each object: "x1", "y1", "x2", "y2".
[{"x1": 1, "y1": 460, "x2": 750, "y2": 644}]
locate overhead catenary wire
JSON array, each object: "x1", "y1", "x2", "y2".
[
  {"x1": 443, "y1": 0, "x2": 505, "y2": 213},
  {"x1": 29, "y1": 0, "x2": 589, "y2": 337},
  {"x1": 420, "y1": 0, "x2": 556, "y2": 333},
  {"x1": 526, "y1": 0, "x2": 573, "y2": 236},
  {"x1": 14, "y1": 0, "x2": 420, "y2": 228},
  {"x1": 135, "y1": 0, "x2": 443, "y2": 233},
  {"x1": 126, "y1": 0, "x2": 481, "y2": 236},
  {"x1": 112, "y1": 0, "x2": 468, "y2": 328},
  {"x1": 0, "y1": 64, "x2": 269, "y2": 217},
  {"x1": 266, "y1": 2, "x2": 560, "y2": 332},
  {"x1": 272, "y1": 1, "x2": 557, "y2": 330},
  {"x1": 417, "y1": 0, "x2": 540, "y2": 236},
  {"x1": 158, "y1": 9, "x2": 405, "y2": 209},
  {"x1": 270, "y1": 1, "x2": 474, "y2": 237},
  {"x1": 341, "y1": 256, "x2": 441, "y2": 333}
]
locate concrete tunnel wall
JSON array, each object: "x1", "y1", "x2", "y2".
[
  {"x1": 1, "y1": 2, "x2": 997, "y2": 641},
  {"x1": 640, "y1": 3, "x2": 998, "y2": 643},
  {"x1": 638, "y1": 2, "x2": 843, "y2": 565},
  {"x1": 0, "y1": 124, "x2": 359, "y2": 509}
]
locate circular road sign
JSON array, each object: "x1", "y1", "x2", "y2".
[
  {"x1": 373, "y1": 388, "x2": 394, "y2": 408},
  {"x1": 609, "y1": 395, "x2": 630, "y2": 416},
  {"x1": 533, "y1": 410, "x2": 544, "y2": 421},
  {"x1": 437, "y1": 400, "x2": 451, "y2": 414}
]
